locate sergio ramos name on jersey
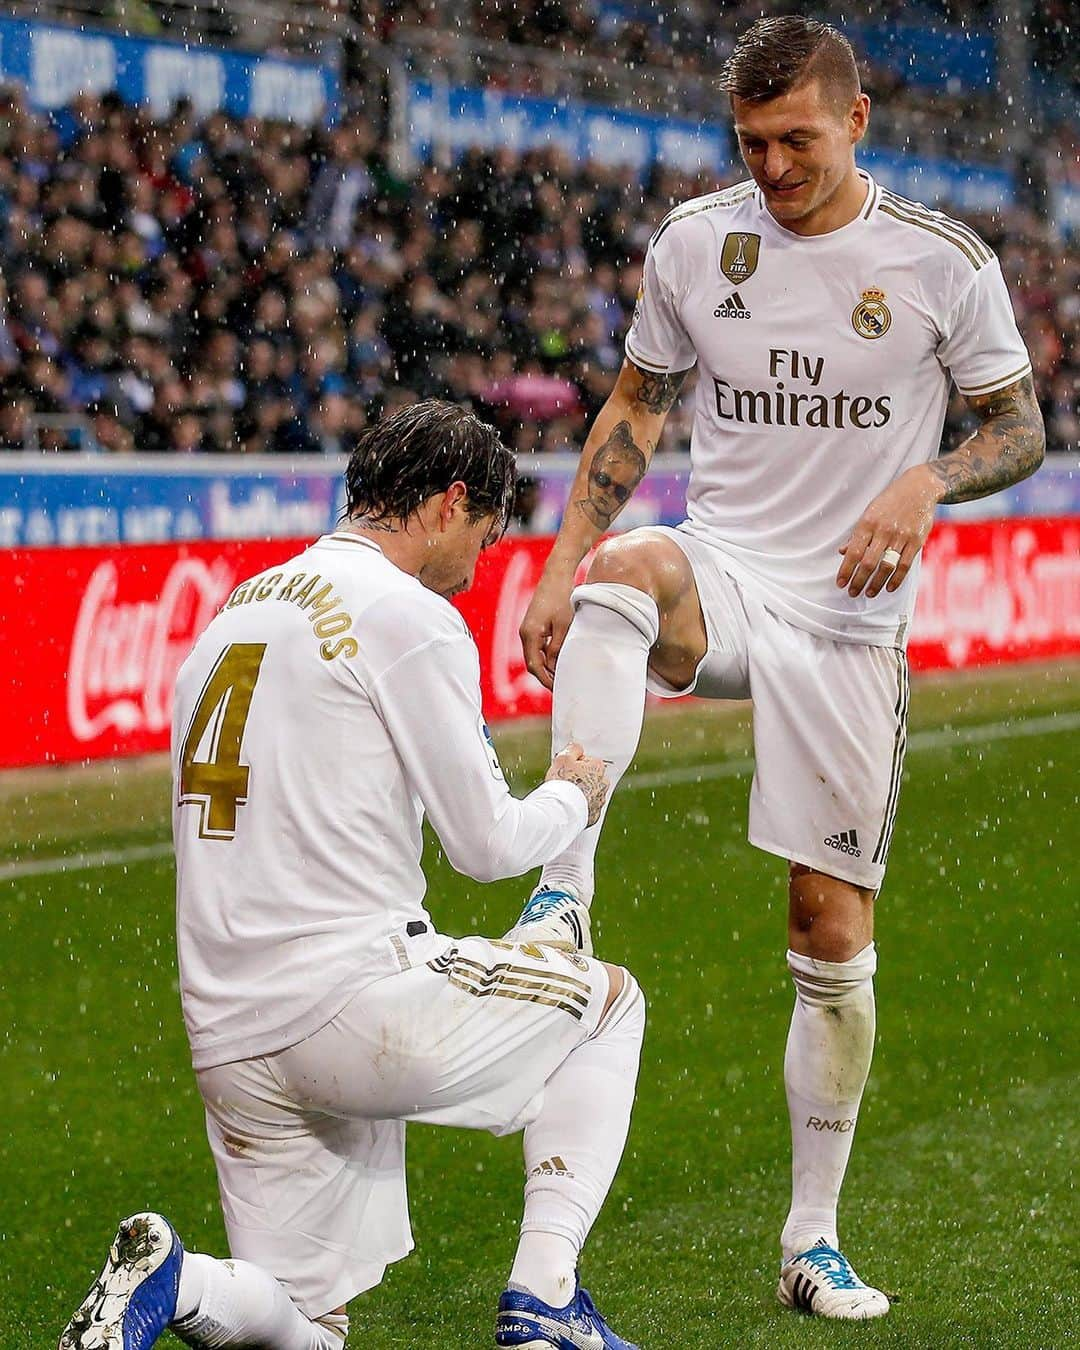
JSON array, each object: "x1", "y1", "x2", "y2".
[{"x1": 713, "y1": 346, "x2": 893, "y2": 431}]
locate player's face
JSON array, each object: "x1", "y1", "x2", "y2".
[
  {"x1": 429, "y1": 510, "x2": 502, "y2": 599},
  {"x1": 733, "y1": 79, "x2": 869, "y2": 233}
]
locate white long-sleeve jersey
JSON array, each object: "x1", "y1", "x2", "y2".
[{"x1": 172, "y1": 533, "x2": 588, "y2": 1069}]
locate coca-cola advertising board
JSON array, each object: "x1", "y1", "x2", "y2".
[{"x1": 2, "y1": 518, "x2": 1078, "y2": 769}]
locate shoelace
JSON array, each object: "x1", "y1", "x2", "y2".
[
  {"x1": 799, "y1": 1248, "x2": 862, "y2": 1291},
  {"x1": 520, "y1": 889, "x2": 573, "y2": 923},
  {"x1": 576, "y1": 1288, "x2": 598, "y2": 1318}
]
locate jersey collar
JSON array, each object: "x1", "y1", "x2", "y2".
[
  {"x1": 755, "y1": 171, "x2": 879, "y2": 244},
  {"x1": 320, "y1": 531, "x2": 385, "y2": 553}
]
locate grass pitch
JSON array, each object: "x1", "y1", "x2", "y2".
[{"x1": 1, "y1": 663, "x2": 1077, "y2": 1348}]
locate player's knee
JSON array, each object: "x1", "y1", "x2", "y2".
[
  {"x1": 788, "y1": 865, "x2": 874, "y2": 963},
  {"x1": 593, "y1": 529, "x2": 692, "y2": 596}
]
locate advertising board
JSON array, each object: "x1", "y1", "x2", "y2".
[{"x1": 3, "y1": 519, "x2": 1077, "y2": 769}]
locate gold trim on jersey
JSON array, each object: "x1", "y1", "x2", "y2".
[
  {"x1": 956, "y1": 362, "x2": 1033, "y2": 396},
  {"x1": 878, "y1": 195, "x2": 991, "y2": 271},
  {"x1": 652, "y1": 181, "x2": 756, "y2": 244},
  {"x1": 880, "y1": 190, "x2": 992, "y2": 263},
  {"x1": 326, "y1": 533, "x2": 381, "y2": 547},
  {"x1": 721, "y1": 231, "x2": 761, "y2": 284},
  {"x1": 625, "y1": 344, "x2": 670, "y2": 375},
  {"x1": 428, "y1": 948, "x2": 592, "y2": 1020}
]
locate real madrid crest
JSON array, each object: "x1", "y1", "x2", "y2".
[
  {"x1": 721, "y1": 232, "x2": 760, "y2": 284},
  {"x1": 852, "y1": 287, "x2": 891, "y2": 339}
]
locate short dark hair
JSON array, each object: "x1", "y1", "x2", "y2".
[
  {"x1": 720, "y1": 16, "x2": 860, "y2": 109},
  {"x1": 344, "y1": 399, "x2": 516, "y2": 532}
]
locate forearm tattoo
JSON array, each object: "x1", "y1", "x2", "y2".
[
  {"x1": 634, "y1": 367, "x2": 687, "y2": 415},
  {"x1": 575, "y1": 421, "x2": 648, "y2": 529},
  {"x1": 930, "y1": 375, "x2": 1045, "y2": 504}
]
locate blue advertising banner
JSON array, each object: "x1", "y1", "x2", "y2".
[
  {"x1": 861, "y1": 148, "x2": 1016, "y2": 214},
  {"x1": 0, "y1": 16, "x2": 339, "y2": 125},
  {"x1": 406, "y1": 79, "x2": 731, "y2": 175},
  {"x1": 596, "y1": 5, "x2": 996, "y2": 91},
  {"x1": 1, "y1": 454, "x2": 1076, "y2": 549},
  {"x1": 0, "y1": 460, "x2": 346, "y2": 549},
  {"x1": 404, "y1": 79, "x2": 1018, "y2": 212}
]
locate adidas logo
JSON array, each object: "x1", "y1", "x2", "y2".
[
  {"x1": 529, "y1": 1156, "x2": 574, "y2": 1179},
  {"x1": 824, "y1": 829, "x2": 862, "y2": 857},
  {"x1": 713, "y1": 291, "x2": 752, "y2": 319}
]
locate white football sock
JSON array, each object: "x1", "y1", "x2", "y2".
[
  {"x1": 510, "y1": 972, "x2": 646, "y2": 1307},
  {"x1": 172, "y1": 1251, "x2": 346, "y2": 1349},
  {"x1": 781, "y1": 942, "x2": 877, "y2": 1260},
  {"x1": 538, "y1": 583, "x2": 659, "y2": 907}
]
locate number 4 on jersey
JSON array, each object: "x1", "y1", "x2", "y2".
[{"x1": 179, "y1": 643, "x2": 267, "y2": 840}]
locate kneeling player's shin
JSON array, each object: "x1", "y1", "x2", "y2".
[
  {"x1": 782, "y1": 943, "x2": 877, "y2": 1259},
  {"x1": 172, "y1": 1252, "x2": 346, "y2": 1349},
  {"x1": 510, "y1": 972, "x2": 646, "y2": 1307}
]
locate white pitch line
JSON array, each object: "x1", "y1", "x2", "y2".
[
  {"x1": 1, "y1": 710, "x2": 1078, "y2": 884},
  {"x1": 0, "y1": 840, "x2": 173, "y2": 883},
  {"x1": 623, "y1": 708, "x2": 1080, "y2": 793}
]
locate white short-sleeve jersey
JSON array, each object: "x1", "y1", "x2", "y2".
[
  {"x1": 172, "y1": 533, "x2": 588, "y2": 1069},
  {"x1": 625, "y1": 173, "x2": 1032, "y2": 646}
]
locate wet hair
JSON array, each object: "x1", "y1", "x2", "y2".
[
  {"x1": 343, "y1": 398, "x2": 516, "y2": 532},
  {"x1": 720, "y1": 16, "x2": 860, "y2": 111}
]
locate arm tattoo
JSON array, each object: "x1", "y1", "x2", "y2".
[
  {"x1": 575, "y1": 421, "x2": 648, "y2": 529},
  {"x1": 633, "y1": 367, "x2": 687, "y2": 415},
  {"x1": 930, "y1": 375, "x2": 1045, "y2": 504}
]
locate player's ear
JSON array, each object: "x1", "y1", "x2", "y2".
[
  {"x1": 849, "y1": 92, "x2": 870, "y2": 145},
  {"x1": 439, "y1": 480, "x2": 470, "y2": 530}
]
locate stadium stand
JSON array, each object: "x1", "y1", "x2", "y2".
[{"x1": 0, "y1": 0, "x2": 1075, "y2": 458}]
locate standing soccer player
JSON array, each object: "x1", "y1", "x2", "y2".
[
  {"x1": 60, "y1": 401, "x2": 644, "y2": 1350},
  {"x1": 509, "y1": 16, "x2": 1044, "y2": 1320}
]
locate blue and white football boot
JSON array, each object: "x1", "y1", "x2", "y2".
[
  {"x1": 58, "y1": 1212, "x2": 183, "y2": 1349},
  {"x1": 495, "y1": 1281, "x2": 639, "y2": 1348},
  {"x1": 777, "y1": 1243, "x2": 890, "y2": 1319},
  {"x1": 503, "y1": 887, "x2": 592, "y2": 956}
]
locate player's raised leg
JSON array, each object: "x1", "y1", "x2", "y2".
[
  {"x1": 777, "y1": 867, "x2": 889, "y2": 1319},
  {"x1": 498, "y1": 961, "x2": 646, "y2": 1349},
  {"x1": 59, "y1": 1214, "x2": 346, "y2": 1350},
  {"x1": 507, "y1": 530, "x2": 707, "y2": 949}
]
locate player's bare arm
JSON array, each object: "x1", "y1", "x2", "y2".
[
  {"x1": 576, "y1": 420, "x2": 649, "y2": 530},
  {"x1": 837, "y1": 374, "x2": 1045, "y2": 599},
  {"x1": 929, "y1": 374, "x2": 1045, "y2": 504},
  {"x1": 520, "y1": 358, "x2": 686, "y2": 687}
]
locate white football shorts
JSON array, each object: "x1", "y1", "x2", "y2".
[
  {"x1": 195, "y1": 935, "x2": 614, "y2": 1318},
  {"x1": 646, "y1": 526, "x2": 909, "y2": 891}
]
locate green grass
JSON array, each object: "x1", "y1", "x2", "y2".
[{"x1": 1, "y1": 663, "x2": 1078, "y2": 1348}]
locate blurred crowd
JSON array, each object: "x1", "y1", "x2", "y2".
[{"x1": 0, "y1": 82, "x2": 1075, "y2": 457}]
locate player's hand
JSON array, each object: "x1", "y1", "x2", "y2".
[
  {"x1": 836, "y1": 464, "x2": 944, "y2": 599},
  {"x1": 520, "y1": 565, "x2": 576, "y2": 691},
  {"x1": 546, "y1": 742, "x2": 609, "y2": 826}
]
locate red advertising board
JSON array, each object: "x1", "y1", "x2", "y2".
[
  {"x1": 4, "y1": 539, "x2": 299, "y2": 770},
  {"x1": 3, "y1": 518, "x2": 1078, "y2": 768}
]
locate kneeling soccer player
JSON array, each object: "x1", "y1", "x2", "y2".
[{"x1": 60, "y1": 400, "x2": 645, "y2": 1350}]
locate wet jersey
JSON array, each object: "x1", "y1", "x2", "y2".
[
  {"x1": 625, "y1": 172, "x2": 1031, "y2": 646},
  {"x1": 173, "y1": 533, "x2": 588, "y2": 1069}
]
